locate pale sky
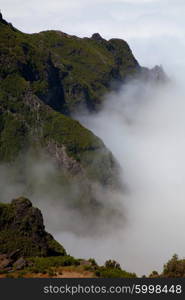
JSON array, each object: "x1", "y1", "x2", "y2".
[{"x1": 1, "y1": 0, "x2": 185, "y2": 71}]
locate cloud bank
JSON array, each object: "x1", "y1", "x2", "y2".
[{"x1": 66, "y1": 75, "x2": 185, "y2": 275}]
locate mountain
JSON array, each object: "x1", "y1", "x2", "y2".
[
  {"x1": 0, "y1": 13, "x2": 173, "y2": 278},
  {"x1": 0, "y1": 12, "x2": 124, "y2": 218},
  {"x1": 0, "y1": 13, "x2": 165, "y2": 157},
  {"x1": 0, "y1": 12, "x2": 166, "y2": 226}
]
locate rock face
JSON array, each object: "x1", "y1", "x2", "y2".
[
  {"x1": 0, "y1": 197, "x2": 66, "y2": 258},
  {"x1": 0, "y1": 253, "x2": 28, "y2": 272}
]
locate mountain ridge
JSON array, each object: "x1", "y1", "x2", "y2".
[
  {"x1": 0, "y1": 11, "x2": 165, "y2": 114},
  {"x1": 0, "y1": 12, "x2": 166, "y2": 231}
]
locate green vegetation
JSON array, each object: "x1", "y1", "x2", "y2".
[
  {"x1": 0, "y1": 13, "x2": 121, "y2": 188},
  {"x1": 26, "y1": 255, "x2": 80, "y2": 274},
  {"x1": 0, "y1": 13, "x2": 139, "y2": 116},
  {"x1": 162, "y1": 254, "x2": 185, "y2": 277},
  {"x1": 95, "y1": 260, "x2": 137, "y2": 278},
  {"x1": 148, "y1": 254, "x2": 185, "y2": 278},
  {"x1": 0, "y1": 114, "x2": 28, "y2": 161},
  {"x1": 42, "y1": 110, "x2": 102, "y2": 158}
]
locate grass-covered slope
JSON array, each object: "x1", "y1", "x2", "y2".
[
  {"x1": 0, "y1": 12, "x2": 139, "y2": 115},
  {"x1": 0, "y1": 13, "x2": 165, "y2": 216},
  {"x1": 0, "y1": 12, "x2": 121, "y2": 188}
]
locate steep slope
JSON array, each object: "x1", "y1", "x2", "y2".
[
  {"x1": 0, "y1": 12, "x2": 119, "y2": 186},
  {"x1": 0, "y1": 13, "x2": 166, "y2": 225},
  {"x1": 0, "y1": 12, "x2": 140, "y2": 115}
]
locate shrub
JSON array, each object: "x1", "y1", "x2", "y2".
[
  {"x1": 27, "y1": 255, "x2": 80, "y2": 274},
  {"x1": 162, "y1": 254, "x2": 185, "y2": 277}
]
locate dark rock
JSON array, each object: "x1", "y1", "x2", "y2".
[
  {"x1": 8, "y1": 249, "x2": 21, "y2": 261},
  {"x1": 34, "y1": 54, "x2": 68, "y2": 114},
  {"x1": 12, "y1": 197, "x2": 32, "y2": 210},
  {"x1": 0, "y1": 254, "x2": 12, "y2": 270},
  {"x1": 0, "y1": 12, "x2": 9, "y2": 26},
  {"x1": 13, "y1": 257, "x2": 27, "y2": 270},
  {"x1": 149, "y1": 65, "x2": 167, "y2": 82},
  {"x1": 91, "y1": 33, "x2": 105, "y2": 42},
  {"x1": 0, "y1": 253, "x2": 29, "y2": 271}
]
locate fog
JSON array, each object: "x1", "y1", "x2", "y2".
[
  {"x1": 53, "y1": 74, "x2": 185, "y2": 276},
  {"x1": 2, "y1": 63, "x2": 185, "y2": 276},
  {"x1": 0, "y1": 149, "x2": 126, "y2": 237},
  {"x1": 1, "y1": 56, "x2": 185, "y2": 277}
]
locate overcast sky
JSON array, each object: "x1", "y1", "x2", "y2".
[{"x1": 1, "y1": 0, "x2": 185, "y2": 71}]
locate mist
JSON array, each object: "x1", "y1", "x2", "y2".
[
  {"x1": 2, "y1": 70, "x2": 185, "y2": 276},
  {"x1": 58, "y1": 73, "x2": 185, "y2": 276},
  {"x1": 1, "y1": 64, "x2": 185, "y2": 277},
  {"x1": 0, "y1": 148, "x2": 126, "y2": 236}
]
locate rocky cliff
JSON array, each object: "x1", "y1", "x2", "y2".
[
  {"x1": 0, "y1": 197, "x2": 66, "y2": 257},
  {"x1": 0, "y1": 12, "x2": 122, "y2": 177}
]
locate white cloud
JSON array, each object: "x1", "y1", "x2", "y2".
[{"x1": 73, "y1": 77, "x2": 185, "y2": 274}]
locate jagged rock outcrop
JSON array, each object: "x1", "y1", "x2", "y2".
[
  {"x1": 140, "y1": 65, "x2": 167, "y2": 83},
  {"x1": 0, "y1": 197, "x2": 66, "y2": 258}
]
